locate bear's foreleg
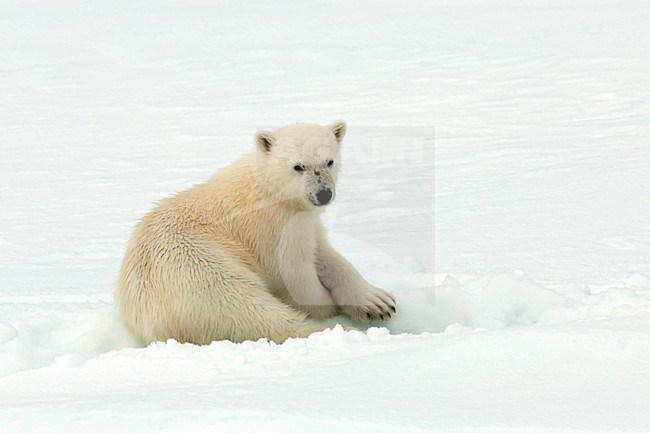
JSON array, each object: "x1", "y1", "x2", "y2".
[
  {"x1": 277, "y1": 257, "x2": 340, "y2": 320},
  {"x1": 315, "y1": 233, "x2": 396, "y2": 323}
]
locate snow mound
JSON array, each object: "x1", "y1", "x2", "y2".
[
  {"x1": 0, "y1": 302, "x2": 137, "y2": 376},
  {"x1": 387, "y1": 272, "x2": 650, "y2": 333}
]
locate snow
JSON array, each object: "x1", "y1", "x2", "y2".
[{"x1": 1, "y1": 0, "x2": 650, "y2": 431}]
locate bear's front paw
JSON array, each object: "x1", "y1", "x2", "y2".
[{"x1": 340, "y1": 287, "x2": 396, "y2": 324}]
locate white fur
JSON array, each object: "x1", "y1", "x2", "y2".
[{"x1": 115, "y1": 121, "x2": 396, "y2": 345}]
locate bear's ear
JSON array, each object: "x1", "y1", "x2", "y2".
[
  {"x1": 329, "y1": 120, "x2": 347, "y2": 144},
  {"x1": 255, "y1": 130, "x2": 276, "y2": 153}
]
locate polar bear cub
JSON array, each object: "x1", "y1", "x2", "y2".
[{"x1": 115, "y1": 121, "x2": 396, "y2": 345}]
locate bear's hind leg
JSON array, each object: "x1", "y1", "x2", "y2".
[{"x1": 160, "y1": 241, "x2": 330, "y2": 344}]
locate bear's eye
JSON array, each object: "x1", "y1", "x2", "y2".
[
  {"x1": 294, "y1": 165, "x2": 304, "y2": 172},
  {"x1": 327, "y1": 160, "x2": 334, "y2": 167}
]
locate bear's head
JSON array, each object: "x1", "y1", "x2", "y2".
[{"x1": 253, "y1": 121, "x2": 346, "y2": 210}]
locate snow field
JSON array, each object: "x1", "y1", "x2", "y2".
[{"x1": 3, "y1": 269, "x2": 649, "y2": 379}]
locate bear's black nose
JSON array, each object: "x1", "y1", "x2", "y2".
[{"x1": 316, "y1": 188, "x2": 332, "y2": 205}]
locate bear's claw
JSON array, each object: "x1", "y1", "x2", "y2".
[{"x1": 340, "y1": 286, "x2": 397, "y2": 324}]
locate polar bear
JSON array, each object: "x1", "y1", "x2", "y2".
[{"x1": 115, "y1": 121, "x2": 396, "y2": 345}]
